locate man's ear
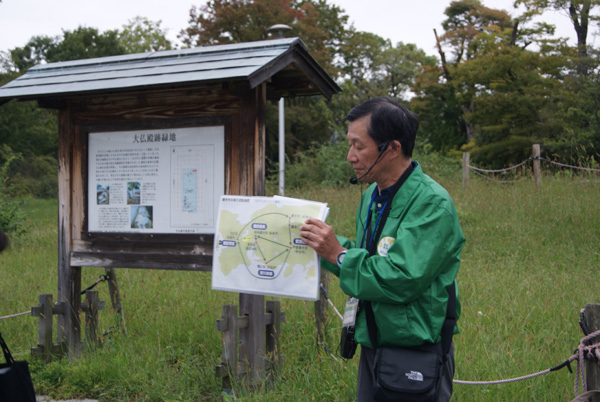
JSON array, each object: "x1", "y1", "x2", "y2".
[{"x1": 389, "y1": 140, "x2": 402, "y2": 157}]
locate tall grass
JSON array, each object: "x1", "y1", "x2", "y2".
[{"x1": 1, "y1": 172, "x2": 599, "y2": 401}]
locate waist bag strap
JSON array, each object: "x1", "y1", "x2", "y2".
[{"x1": 365, "y1": 281, "x2": 456, "y2": 356}]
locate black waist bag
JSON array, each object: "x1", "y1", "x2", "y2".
[
  {"x1": 372, "y1": 342, "x2": 443, "y2": 402},
  {"x1": 365, "y1": 282, "x2": 456, "y2": 402},
  {"x1": 0, "y1": 331, "x2": 36, "y2": 402}
]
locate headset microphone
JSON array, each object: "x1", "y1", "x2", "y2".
[{"x1": 349, "y1": 141, "x2": 390, "y2": 185}]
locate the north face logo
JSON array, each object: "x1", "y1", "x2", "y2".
[{"x1": 405, "y1": 371, "x2": 424, "y2": 382}]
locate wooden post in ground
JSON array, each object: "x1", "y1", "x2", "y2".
[
  {"x1": 31, "y1": 294, "x2": 53, "y2": 359},
  {"x1": 583, "y1": 304, "x2": 600, "y2": 401},
  {"x1": 315, "y1": 271, "x2": 329, "y2": 347},
  {"x1": 238, "y1": 293, "x2": 265, "y2": 388},
  {"x1": 266, "y1": 300, "x2": 283, "y2": 381},
  {"x1": 57, "y1": 108, "x2": 82, "y2": 359},
  {"x1": 31, "y1": 294, "x2": 66, "y2": 360},
  {"x1": 104, "y1": 267, "x2": 127, "y2": 335},
  {"x1": 81, "y1": 290, "x2": 105, "y2": 347},
  {"x1": 462, "y1": 152, "x2": 470, "y2": 190},
  {"x1": 532, "y1": 144, "x2": 542, "y2": 190},
  {"x1": 215, "y1": 305, "x2": 240, "y2": 393}
]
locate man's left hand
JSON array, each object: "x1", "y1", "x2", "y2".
[{"x1": 299, "y1": 218, "x2": 345, "y2": 264}]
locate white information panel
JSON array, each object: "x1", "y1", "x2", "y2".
[
  {"x1": 88, "y1": 126, "x2": 225, "y2": 234},
  {"x1": 212, "y1": 195, "x2": 329, "y2": 300}
]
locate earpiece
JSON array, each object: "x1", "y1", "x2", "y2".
[{"x1": 349, "y1": 141, "x2": 391, "y2": 185}]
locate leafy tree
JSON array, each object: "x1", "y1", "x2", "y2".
[
  {"x1": 180, "y1": 0, "x2": 347, "y2": 75},
  {"x1": 0, "y1": 20, "x2": 169, "y2": 199},
  {"x1": 0, "y1": 145, "x2": 27, "y2": 235},
  {"x1": 440, "y1": 0, "x2": 513, "y2": 64},
  {"x1": 6, "y1": 20, "x2": 169, "y2": 74},
  {"x1": 515, "y1": 0, "x2": 600, "y2": 75},
  {"x1": 374, "y1": 42, "x2": 438, "y2": 101},
  {"x1": 180, "y1": 0, "x2": 349, "y2": 168},
  {"x1": 410, "y1": 0, "x2": 591, "y2": 169},
  {"x1": 119, "y1": 16, "x2": 173, "y2": 53},
  {"x1": 412, "y1": 0, "x2": 515, "y2": 152},
  {"x1": 7, "y1": 35, "x2": 58, "y2": 73},
  {"x1": 0, "y1": 99, "x2": 58, "y2": 158},
  {"x1": 48, "y1": 27, "x2": 126, "y2": 62}
]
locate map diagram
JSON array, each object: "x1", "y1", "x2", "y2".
[{"x1": 211, "y1": 196, "x2": 329, "y2": 300}]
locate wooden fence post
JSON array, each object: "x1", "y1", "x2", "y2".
[
  {"x1": 462, "y1": 152, "x2": 470, "y2": 190},
  {"x1": 31, "y1": 294, "x2": 66, "y2": 360},
  {"x1": 216, "y1": 304, "x2": 240, "y2": 394},
  {"x1": 532, "y1": 144, "x2": 542, "y2": 189},
  {"x1": 238, "y1": 293, "x2": 265, "y2": 388},
  {"x1": 315, "y1": 271, "x2": 329, "y2": 346},
  {"x1": 584, "y1": 304, "x2": 600, "y2": 401}
]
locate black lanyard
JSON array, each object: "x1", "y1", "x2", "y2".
[{"x1": 361, "y1": 162, "x2": 415, "y2": 256}]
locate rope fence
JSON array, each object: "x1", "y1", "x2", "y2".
[
  {"x1": 0, "y1": 275, "x2": 109, "y2": 321},
  {"x1": 321, "y1": 285, "x2": 600, "y2": 401},
  {"x1": 463, "y1": 144, "x2": 600, "y2": 189},
  {"x1": 0, "y1": 310, "x2": 30, "y2": 320}
]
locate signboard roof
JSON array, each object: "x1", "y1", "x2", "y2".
[{"x1": 0, "y1": 37, "x2": 340, "y2": 105}]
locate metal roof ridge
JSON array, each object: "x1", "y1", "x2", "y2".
[{"x1": 29, "y1": 38, "x2": 305, "y2": 72}]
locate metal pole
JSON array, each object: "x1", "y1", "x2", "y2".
[{"x1": 279, "y1": 97, "x2": 285, "y2": 196}]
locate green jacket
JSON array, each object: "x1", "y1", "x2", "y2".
[{"x1": 322, "y1": 163, "x2": 465, "y2": 348}]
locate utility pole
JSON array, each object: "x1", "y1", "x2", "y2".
[{"x1": 268, "y1": 24, "x2": 292, "y2": 195}]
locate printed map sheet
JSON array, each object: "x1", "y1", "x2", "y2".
[{"x1": 211, "y1": 195, "x2": 329, "y2": 300}]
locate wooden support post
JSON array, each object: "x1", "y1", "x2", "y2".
[
  {"x1": 462, "y1": 152, "x2": 470, "y2": 190},
  {"x1": 532, "y1": 144, "x2": 541, "y2": 190},
  {"x1": 57, "y1": 108, "x2": 82, "y2": 359},
  {"x1": 584, "y1": 304, "x2": 600, "y2": 401},
  {"x1": 266, "y1": 300, "x2": 283, "y2": 381},
  {"x1": 81, "y1": 290, "x2": 105, "y2": 347},
  {"x1": 104, "y1": 267, "x2": 127, "y2": 335},
  {"x1": 216, "y1": 300, "x2": 285, "y2": 393},
  {"x1": 239, "y1": 293, "x2": 265, "y2": 387}
]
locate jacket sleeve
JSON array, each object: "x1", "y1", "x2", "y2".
[
  {"x1": 338, "y1": 198, "x2": 464, "y2": 304},
  {"x1": 320, "y1": 235, "x2": 354, "y2": 277}
]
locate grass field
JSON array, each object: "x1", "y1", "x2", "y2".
[{"x1": 1, "y1": 171, "x2": 599, "y2": 401}]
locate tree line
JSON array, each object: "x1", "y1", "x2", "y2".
[{"x1": 0, "y1": 0, "x2": 599, "y2": 201}]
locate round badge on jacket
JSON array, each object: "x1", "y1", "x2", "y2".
[{"x1": 377, "y1": 236, "x2": 395, "y2": 256}]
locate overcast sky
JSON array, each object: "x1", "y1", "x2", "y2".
[{"x1": 0, "y1": 0, "x2": 590, "y2": 58}]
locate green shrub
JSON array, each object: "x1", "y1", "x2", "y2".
[
  {"x1": 471, "y1": 136, "x2": 535, "y2": 169},
  {"x1": 0, "y1": 196, "x2": 27, "y2": 236},
  {"x1": 5, "y1": 153, "x2": 58, "y2": 198},
  {"x1": 0, "y1": 145, "x2": 28, "y2": 235},
  {"x1": 269, "y1": 140, "x2": 463, "y2": 190},
  {"x1": 269, "y1": 140, "x2": 354, "y2": 189}
]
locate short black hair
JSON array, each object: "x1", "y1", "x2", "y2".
[
  {"x1": 345, "y1": 97, "x2": 419, "y2": 158},
  {"x1": 0, "y1": 230, "x2": 8, "y2": 253}
]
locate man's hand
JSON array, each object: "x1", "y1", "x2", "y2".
[{"x1": 299, "y1": 218, "x2": 346, "y2": 265}]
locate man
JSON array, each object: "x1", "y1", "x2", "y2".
[{"x1": 300, "y1": 97, "x2": 465, "y2": 401}]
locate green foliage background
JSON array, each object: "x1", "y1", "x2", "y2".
[{"x1": 1, "y1": 0, "x2": 600, "y2": 201}]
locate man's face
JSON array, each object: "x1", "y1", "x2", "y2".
[{"x1": 346, "y1": 114, "x2": 381, "y2": 183}]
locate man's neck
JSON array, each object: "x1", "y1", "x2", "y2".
[{"x1": 376, "y1": 158, "x2": 412, "y2": 192}]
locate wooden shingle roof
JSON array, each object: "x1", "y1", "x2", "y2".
[{"x1": 0, "y1": 37, "x2": 340, "y2": 106}]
